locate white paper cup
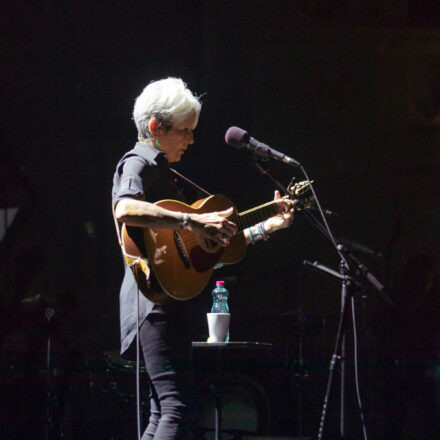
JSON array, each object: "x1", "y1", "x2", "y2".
[{"x1": 207, "y1": 313, "x2": 230, "y2": 342}]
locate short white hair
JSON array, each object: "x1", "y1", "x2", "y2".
[{"x1": 133, "y1": 77, "x2": 202, "y2": 142}]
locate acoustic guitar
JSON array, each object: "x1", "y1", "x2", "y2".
[{"x1": 122, "y1": 181, "x2": 313, "y2": 302}]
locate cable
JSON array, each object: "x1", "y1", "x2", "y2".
[
  {"x1": 351, "y1": 296, "x2": 368, "y2": 440},
  {"x1": 302, "y1": 209, "x2": 331, "y2": 240},
  {"x1": 131, "y1": 263, "x2": 142, "y2": 440}
]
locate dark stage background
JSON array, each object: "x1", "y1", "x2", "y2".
[{"x1": 1, "y1": 1, "x2": 439, "y2": 439}]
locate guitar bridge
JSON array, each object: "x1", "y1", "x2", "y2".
[{"x1": 173, "y1": 231, "x2": 191, "y2": 269}]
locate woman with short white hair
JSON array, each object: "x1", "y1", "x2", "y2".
[{"x1": 112, "y1": 77, "x2": 294, "y2": 439}]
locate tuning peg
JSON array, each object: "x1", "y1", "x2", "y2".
[{"x1": 287, "y1": 176, "x2": 297, "y2": 196}]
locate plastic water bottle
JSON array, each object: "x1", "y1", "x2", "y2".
[{"x1": 211, "y1": 280, "x2": 230, "y2": 342}]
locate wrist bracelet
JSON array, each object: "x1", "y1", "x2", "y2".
[
  {"x1": 258, "y1": 222, "x2": 270, "y2": 241},
  {"x1": 180, "y1": 213, "x2": 190, "y2": 230},
  {"x1": 248, "y1": 227, "x2": 256, "y2": 244}
]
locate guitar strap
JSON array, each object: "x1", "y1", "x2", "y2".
[{"x1": 169, "y1": 167, "x2": 212, "y2": 197}]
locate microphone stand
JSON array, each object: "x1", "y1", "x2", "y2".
[
  {"x1": 302, "y1": 260, "x2": 360, "y2": 439},
  {"x1": 303, "y1": 242, "x2": 386, "y2": 440},
  {"x1": 253, "y1": 157, "x2": 385, "y2": 439}
]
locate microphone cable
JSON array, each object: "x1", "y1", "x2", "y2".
[
  {"x1": 351, "y1": 296, "x2": 368, "y2": 440},
  {"x1": 136, "y1": 279, "x2": 142, "y2": 440},
  {"x1": 129, "y1": 261, "x2": 142, "y2": 440}
]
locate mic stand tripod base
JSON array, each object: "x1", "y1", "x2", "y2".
[
  {"x1": 302, "y1": 258, "x2": 356, "y2": 440},
  {"x1": 317, "y1": 272, "x2": 351, "y2": 440}
]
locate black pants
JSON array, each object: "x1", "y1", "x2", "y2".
[{"x1": 139, "y1": 304, "x2": 196, "y2": 440}]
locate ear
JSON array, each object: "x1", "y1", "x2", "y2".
[{"x1": 148, "y1": 118, "x2": 162, "y2": 137}]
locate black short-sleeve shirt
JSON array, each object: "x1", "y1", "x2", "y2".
[{"x1": 112, "y1": 142, "x2": 187, "y2": 356}]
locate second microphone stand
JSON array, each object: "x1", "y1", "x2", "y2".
[{"x1": 302, "y1": 257, "x2": 367, "y2": 440}]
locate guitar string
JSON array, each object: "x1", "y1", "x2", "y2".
[
  {"x1": 174, "y1": 194, "x2": 311, "y2": 252},
  {"x1": 177, "y1": 203, "x2": 279, "y2": 247},
  {"x1": 159, "y1": 189, "x2": 308, "y2": 248}
]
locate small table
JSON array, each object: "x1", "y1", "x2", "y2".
[{"x1": 192, "y1": 342, "x2": 272, "y2": 440}]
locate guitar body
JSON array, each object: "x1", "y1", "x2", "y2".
[{"x1": 122, "y1": 195, "x2": 247, "y2": 302}]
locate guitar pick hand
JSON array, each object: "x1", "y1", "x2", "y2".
[{"x1": 189, "y1": 207, "x2": 237, "y2": 247}]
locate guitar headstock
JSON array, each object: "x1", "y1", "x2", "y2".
[{"x1": 288, "y1": 180, "x2": 315, "y2": 210}]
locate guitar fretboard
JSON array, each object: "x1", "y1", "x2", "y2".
[{"x1": 230, "y1": 201, "x2": 280, "y2": 231}]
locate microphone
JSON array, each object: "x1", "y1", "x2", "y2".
[
  {"x1": 225, "y1": 126, "x2": 300, "y2": 167},
  {"x1": 339, "y1": 239, "x2": 383, "y2": 259}
]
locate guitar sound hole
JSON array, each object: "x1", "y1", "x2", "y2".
[{"x1": 190, "y1": 245, "x2": 224, "y2": 273}]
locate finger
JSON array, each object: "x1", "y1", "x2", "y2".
[
  {"x1": 220, "y1": 231, "x2": 233, "y2": 242},
  {"x1": 278, "y1": 201, "x2": 289, "y2": 214},
  {"x1": 220, "y1": 226, "x2": 235, "y2": 239},
  {"x1": 218, "y1": 214, "x2": 237, "y2": 233},
  {"x1": 221, "y1": 228, "x2": 235, "y2": 239},
  {"x1": 208, "y1": 217, "x2": 235, "y2": 236},
  {"x1": 205, "y1": 229, "x2": 226, "y2": 246},
  {"x1": 285, "y1": 212, "x2": 294, "y2": 225},
  {"x1": 280, "y1": 199, "x2": 294, "y2": 213},
  {"x1": 223, "y1": 220, "x2": 237, "y2": 234},
  {"x1": 214, "y1": 233, "x2": 230, "y2": 247},
  {"x1": 218, "y1": 207, "x2": 234, "y2": 217},
  {"x1": 274, "y1": 190, "x2": 281, "y2": 200}
]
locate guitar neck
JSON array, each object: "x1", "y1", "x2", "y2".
[{"x1": 230, "y1": 198, "x2": 284, "y2": 231}]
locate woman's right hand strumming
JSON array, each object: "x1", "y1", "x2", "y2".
[{"x1": 188, "y1": 207, "x2": 237, "y2": 246}]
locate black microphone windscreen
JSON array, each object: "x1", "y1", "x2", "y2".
[{"x1": 224, "y1": 126, "x2": 249, "y2": 148}]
